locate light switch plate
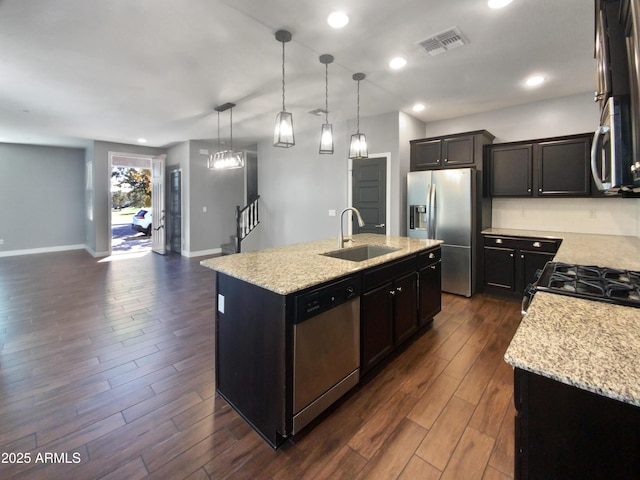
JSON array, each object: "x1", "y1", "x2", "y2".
[
  {"x1": 217, "y1": 294, "x2": 225, "y2": 313},
  {"x1": 329, "y1": 209, "x2": 336, "y2": 217}
]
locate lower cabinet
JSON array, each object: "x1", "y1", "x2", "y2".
[
  {"x1": 483, "y1": 235, "x2": 560, "y2": 297},
  {"x1": 361, "y1": 247, "x2": 440, "y2": 375},
  {"x1": 514, "y1": 368, "x2": 640, "y2": 479}
]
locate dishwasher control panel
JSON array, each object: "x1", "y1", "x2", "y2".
[{"x1": 295, "y1": 275, "x2": 362, "y2": 323}]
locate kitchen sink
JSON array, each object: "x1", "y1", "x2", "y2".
[{"x1": 321, "y1": 244, "x2": 400, "y2": 262}]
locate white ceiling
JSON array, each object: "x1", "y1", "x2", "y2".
[{"x1": 0, "y1": 0, "x2": 595, "y2": 149}]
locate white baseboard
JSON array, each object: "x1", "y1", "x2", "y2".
[
  {"x1": 84, "y1": 246, "x2": 110, "y2": 257},
  {"x1": 0, "y1": 244, "x2": 86, "y2": 258},
  {"x1": 182, "y1": 248, "x2": 222, "y2": 258}
]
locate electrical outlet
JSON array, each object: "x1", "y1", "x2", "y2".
[
  {"x1": 0, "y1": 239, "x2": 4, "y2": 245},
  {"x1": 202, "y1": 206, "x2": 207, "y2": 213},
  {"x1": 329, "y1": 209, "x2": 336, "y2": 217}
]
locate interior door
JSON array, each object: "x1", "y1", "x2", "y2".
[
  {"x1": 352, "y1": 156, "x2": 386, "y2": 234},
  {"x1": 151, "y1": 155, "x2": 166, "y2": 255},
  {"x1": 169, "y1": 169, "x2": 182, "y2": 253}
]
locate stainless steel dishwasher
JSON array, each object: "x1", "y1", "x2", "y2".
[{"x1": 292, "y1": 275, "x2": 361, "y2": 434}]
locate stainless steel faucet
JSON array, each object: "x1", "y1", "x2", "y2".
[{"x1": 339, "y1": 207, "x2": 365, "y2": 248}]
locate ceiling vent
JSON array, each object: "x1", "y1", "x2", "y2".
[{"x1": 417, "y1": 26, "x2": 469, "y2": 56}]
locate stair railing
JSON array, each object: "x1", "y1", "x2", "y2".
[{"x1": 235, "y1": 196, "x2": 260, "y2": 253}]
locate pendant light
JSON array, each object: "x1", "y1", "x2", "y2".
[
  {"x1": 273, "y1": 30, "x2": 294, "y2": 147},
  {"x1": 349, "y1": 73, "x2": 368, "y2": 159},
  {"x1": 319, "y1": 54, "x2": 334, "y2": 154},
  {"x1": 209, "y1": 103, "x2": 244, "y2": 170}
]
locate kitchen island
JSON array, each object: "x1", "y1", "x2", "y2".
[
  {"x1": 486, "y1": 228, "x2": 640, "y2": 479},
  {"x1": 201, "y1": 233, "x2": 442, "y2": 448}
]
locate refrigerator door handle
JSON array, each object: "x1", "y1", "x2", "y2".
[{"x1": 427, "y1": 183, "x2": 437, "y2": 239}]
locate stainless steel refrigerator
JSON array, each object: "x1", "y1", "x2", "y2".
[{"x1": 407, "y1": 168, "x2": 477, "y2": 297}]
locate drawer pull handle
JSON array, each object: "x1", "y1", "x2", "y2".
[
  {"x1": 397, "y1": 287, "x2": 403, "y2": 293},
  {"x1": 390, "y1": 290, "x2": 396, "y2": 296},
  {"x1": 495, "y1": 238, "x2": 503, "y2": 244},
  {"x1": 532, "y1": 242, "x2": 541, "y2": 248},
  {"x1": 429, "y1": 252, "x2": 435, "y2": 259}
]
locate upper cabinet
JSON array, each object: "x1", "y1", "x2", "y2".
[
  {"x1": 410, "y1": 130, "x2": 495, "y2": 171},
  {"x1": 487, "y1": 133, "x2": 593, "y2": 197}
]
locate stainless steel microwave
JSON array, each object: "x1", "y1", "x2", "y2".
[{"x1": 591, "y1": 96, "x2": 638, "y2": 194}]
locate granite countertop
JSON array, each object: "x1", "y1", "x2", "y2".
[
  {"x1": 200, "y1": 233, "x2": 442, "y2": 295},
  {"x1": 486, "y1": 228, "x2": 640, "y2": 406}
]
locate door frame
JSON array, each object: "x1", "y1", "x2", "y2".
[
  {"x1": 348, "y1": 152, "x2": 391, "y2": 236},
  {"x1": 107, "y1": 151, "x2": 156, "y2": 255}
]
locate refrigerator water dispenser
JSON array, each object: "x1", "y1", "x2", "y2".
[{"x1": 409, "y1": 205, "x2": 427, "y2": 230}]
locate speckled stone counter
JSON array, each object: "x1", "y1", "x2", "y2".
[
  {"x1": 200, "y1": 233, "x2": 443, "y2": 295},
  {"x1": 485, "y1": 228, "x2": 640, "y2": 406}
]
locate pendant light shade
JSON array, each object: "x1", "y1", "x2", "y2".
[
  {"x1": 209, "y1": 103, "x2": 244, "y2": 170},
  {"x1": 274, "y1": 30, "x2": 295, "y2": 148},
  {"x1": 349, "y1": 73, "x2": 368, "y2": 159},
  {"x1": 319, "y1": 54, "x2": 334, "y2": 154}
]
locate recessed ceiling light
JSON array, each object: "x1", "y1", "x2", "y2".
[
  {"x1": 488, "y1": 0, "x2": 513, "y2": 8},
  {"x1": 137, "y1": 138, "x2": 147, "y2": 143},
  {"x1": 327, "y1": 12, "x2": 349, "y2": 29},
  {"x1": 525, "y1": 75, "x2": 545, "y2": 87},
  {"x1": 412, "y1": 104, "x2": 426, "y2": 112},
  {"x1": 389, "y1": 57, "x2": 407, "y2": 70}
]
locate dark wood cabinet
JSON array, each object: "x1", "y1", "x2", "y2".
[
  {"x1": 410, "y1": 130, "x2": 495, "y2": 171},
  {"x1": 514, "y1": 367, "x2": 640, "y2": 480},
  {"x1": 418, "y1": 249, "x2": 441, "y2": 325},
  {"x1": 489, "y1": 144, "x2": 533, "y2": 196},
  {"x1": 483, "y1": 235, "x2": 560, "y2": 297},
  {"x1": 488, "y1": 134, "x2": 592, "y2": 197},
  {"x1": 361, "y1": 282, "x2": 395, "y2": 373},
  {"x1": 361, "y1": 247, "x2": 440, "y2": 374}
]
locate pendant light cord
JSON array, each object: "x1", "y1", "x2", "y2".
[
  {"x1": 325, "y1": 63, "x2": 329, "y2": 124},
  {"x1": 356, "y1": 79, "x2": 360, "y2": 134},
  {"x1": 281, "y1": 40, "x2": 286, "y2": 112},
  {"x1": 217, "y1": 111, "x2": 221, "y2": 151}
]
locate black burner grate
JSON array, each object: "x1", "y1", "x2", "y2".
[{"x1": 534, "y1": 262, "x2": 640, "y2": 308}]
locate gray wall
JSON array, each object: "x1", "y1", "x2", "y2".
[
  {"x1": 256, "y1": 111, "x2": 408, "y2": 250},
  {"x1": 0, "y1": 143, "x2": 85, "y2": 253},
  {"x1": 187, "y1": 140, "x2": 244, "y2": 255}
]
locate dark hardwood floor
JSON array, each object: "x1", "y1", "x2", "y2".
[{"x1": 0, "y1": 250, "x2": 520, "y2": 479}]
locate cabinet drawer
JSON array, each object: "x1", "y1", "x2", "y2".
[
  {"x1": 363, "y1": 255, "x2": 417, "y2": 292},
  {"x1": 484, "y1": 235, "x2": 559, "y2": 253},
  {"x1": 417, "y1": 248, "x2": 441, "y2": 268}
]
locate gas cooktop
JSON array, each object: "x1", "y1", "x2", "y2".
[{"x1": 532, "y1": 262, "x2": 640, "y2": 308}]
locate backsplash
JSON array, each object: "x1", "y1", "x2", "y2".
[{"x1": 492, "y1": 197, "x2": 640, "y2": 237}]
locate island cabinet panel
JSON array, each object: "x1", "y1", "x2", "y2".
[
  {"x1": 488, "y1": 134, "x2": 592, "y2": 197},
  {"x1": 215, "y1": 272, "x2": 288, "y2": 448},
  {"x1": 410, "y1": 130, "x2": 495, "y2": 171},
  {"x1": 514, "y1": 368, "x2": 640, "y2": 480},
  {"x1": 361, "y1": 256, "x2": 418, "y2": 374},
  {"x1": 418, "y1": 249, "x2": 441, "y2": 325},
  {"x1": 361, "y1": 283, "x2": 394, "y2": 373},
  {"x1": 483, "y1": 235, "x2": 560, "y2": 297}
]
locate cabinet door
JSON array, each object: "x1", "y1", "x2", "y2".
[
  {"x1": 443, "y1": 135, "x2": 474, "y2": 166},
  {"x1": 393, "y1": 273, "x2": 418, "y2": 346},
  {"x1": 419, "y1": 262, "x2": 441, "y2": 325},
  {"x1": 520, "y1": 250, "x2": 554, "y2": 291},
  {"x1": 537, "y1": 137, "x2": 591, "y2": 196},
  {"x1": 484, "y1": 246, "x2": 516, "y2": 291},
  {"x1": 410, "y1": 139, "x2": 441, "y2": 170},
  {"x1": 361, "y1": 282, "x2": 394, "y2": 374},
  {"x1": 490, "y1": 144, "x2": 533, "y2": 196}
]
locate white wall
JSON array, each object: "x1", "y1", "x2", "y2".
[{"x1": 424, "y1": 92, "x2": 640, "y2": 237}]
